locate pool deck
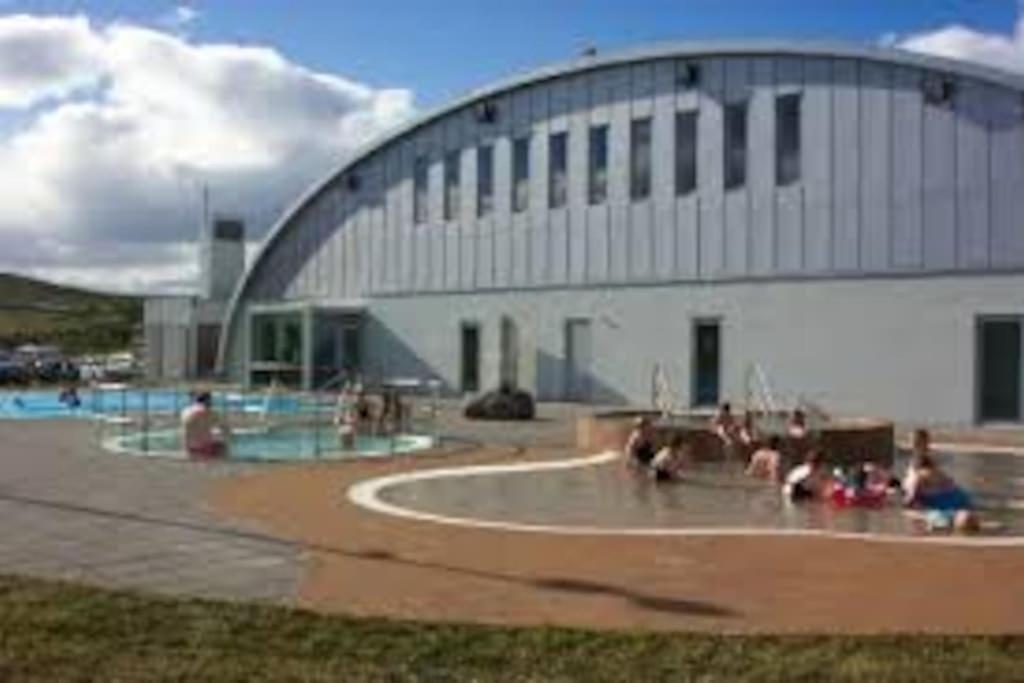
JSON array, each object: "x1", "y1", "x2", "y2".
[{"x1": 1, "y1": 403, "x2": 1024, "y2": 633}]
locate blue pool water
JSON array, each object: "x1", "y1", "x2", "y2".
[
  {"x1": 0, "y1": 389, "x2": 301, "y2": 420},
  {"x1": 107, "y1": 426, "x2": 433, "y2": 461}
]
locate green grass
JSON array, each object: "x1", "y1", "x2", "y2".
[
  {"x1": 0, "y1": 575, "x2": 1022, "y2": 682},
  {"x1": 0, "y1": 273, "x2": 141, "y2": 355}
]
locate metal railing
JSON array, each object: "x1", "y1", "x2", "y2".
[{"x1": 87, "y1": 380, "x2": 441, "y2": 461}]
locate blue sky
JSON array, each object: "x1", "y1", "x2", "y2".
[
  {"x1": 0, "y1": 0, "x2": 1021, "y2": 290},
  {"x1": 14, "y1": 0, "x2": 1019, "y2": 106}
]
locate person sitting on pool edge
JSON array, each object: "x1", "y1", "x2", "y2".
[
  {"x1": 181, "y1": 391, "x2": 231, "y2": 460},
  {"x1": 624, "y1": 416, "x2": 657, "y2": 469},
  {"x1": 903, "y1": 429, "x2": 979, "y2": 533},
  {"x1": 746, "y1": 435, "x2": 783, "y2": 482},
  {"x1": 649, "y1": 433, "x2": 691, "y2": 482},
  {"x1": 783, "y1": 448, "x2": 833, "y2": 502}
]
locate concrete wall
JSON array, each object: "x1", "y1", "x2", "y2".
[{"x1": 362, "y1": 273, "x2": 1024, "y2": 426}]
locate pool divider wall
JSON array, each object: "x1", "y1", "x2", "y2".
[{"x1": 578, "y1": 410, "x2": 895, "y2": 467}]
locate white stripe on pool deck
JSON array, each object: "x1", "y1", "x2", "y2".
[{"x1": 347, "y1": 451, "x2": 1024, "y2": 547}]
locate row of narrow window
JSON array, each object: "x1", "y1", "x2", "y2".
[{"x1": 413, "y1": 93, "x2": 802, "y2": 224}]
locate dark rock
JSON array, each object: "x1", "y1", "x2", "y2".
[{"x1": 464, "y1": 385, "x2": 535, "y2": 420}]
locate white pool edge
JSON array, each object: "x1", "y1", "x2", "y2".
[{"x1": 347, "y1": 450, "x2": 1024, "y2": 547}]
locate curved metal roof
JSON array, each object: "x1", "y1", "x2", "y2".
[{"x1": 217, "y1": 40, "x2": 1024, "y2": 370}]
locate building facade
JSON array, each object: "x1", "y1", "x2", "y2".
[{"x1": 217, "y1": 42, "x2": 1024, "y2": 425}]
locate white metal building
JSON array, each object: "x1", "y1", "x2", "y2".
[{"x1": 216, "y1": 41, "x2": 1024, "y2": 425}]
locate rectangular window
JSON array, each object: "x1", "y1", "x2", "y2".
[
  {"x1": 588, "y1": 124, "x2": 608, "y2": 205},
  {"x1": 413, "y1": 155, "x2": 429, "y2": 224},
  {"x1": 512, "y1": 136, "x2": 530, "y2": 213},
  {"x1": 630, "y1": 117, "x2": 652, "y2": 201},
  {"x1": 675, "y1": 110, "x2": 698, "y2": 195},
  {"x1": 460, "y1": 323, "x2": 480, "y2": 393},
  {"x1": 477, "y1": 144, "x2": 494, "y2": 217},
  {"x1": 724, "y1": 101, "x2": 748, "y2": 191},
  {"x1": 443, "y1": 150, "x2": 460, "y2": 221},
  {"x1": 549, "y1": 131, "x2": 568, "y2": 209},
  {"x1": 775, "y1": 93, "x2": 801, "y2": 186}
]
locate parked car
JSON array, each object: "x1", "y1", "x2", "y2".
[
  {"x1": 0, "y1": 359, "x2": 28, "y2": 385},
  {"x1": 103, "y1": 352, "x2": 140, "y2": 381}
]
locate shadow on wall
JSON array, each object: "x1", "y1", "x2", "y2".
[
  {"x1": 361, "y1": 316, "x2": 448, "y2": 392},
  {"x1": 536, "y1": 349, "x2": 629, "y2": 405}
]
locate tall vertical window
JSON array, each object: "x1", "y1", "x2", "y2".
[
  {"x1": 512, "y1": 136, "x2": 530, "y2": 213},
  {"x1": 630, "y1": 117, "x2": 652, "y2": 201},
  {"x1": 675, "y1": 110, "x2": 698, "y2": 195},
  {"x1": 477, "y1": 144, "x2": 494, "y2": 217},
  {"x1": 775, "y1": 93, "x2": 801, "y2": 186},
  {"x1": 724, "y1": 101, "x2": 748, "y2": 190},
  {"x1": 413, "y1": 155, "x2": 429, "y2": 223},
  {"x1": 443, "y1": 150, "x2": 460, "y2": 221},
  {"x1": 549, "y1": 131, "x2": 568, "y2": 209},
  {"x1": 588, "y1": 124, "x2": 608, "y2": 205}
]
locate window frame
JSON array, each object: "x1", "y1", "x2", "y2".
[
  {"x1": 723, "y1": 100, "x2": 748, "y2": 191},
  {"x1": 477, "y1": 144, "x2": 494, "y2": 218},
  {"x1": 443, "y1": 149, "x2": 461, "y2": 221},
  {"x1": 413, "y1": 154, "x2": 429, "y2": 224},
  {"x1": 512, "y1": 135, "x2": 530, "y2": 213},
  {"x1": 775, "y1": 92, "x2": 802, "y2": 187},
  {"x1": 630, "y1": 117, "x2": 653, "y2": 202},
  {"x1": 548, "y1": 131, "x2": 568, "y2": 209},
  {"x1": 588, "y1": 124, "x2": 609, "y2": 206}
]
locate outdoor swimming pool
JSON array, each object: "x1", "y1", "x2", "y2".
[
  {"x1": 106, "y1": 426, "x2": 434, "y2": 461},
  {"x1": 353, "y1": 450, "x2": 1024, "y2": 540},
  {"x1": 0, "y1": 389, "x2": 301, "y2": 420}
]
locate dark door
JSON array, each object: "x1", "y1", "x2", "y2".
[
  {"x1": 564, "y1": 319, "x2": 592, "y2": 401},
  {"x1": 693, "y1": 320, "x2": 720, "y2": 407},
  {"x1": 978, "y1": 319, "x2": 1021, "y2": 422},
  {"x1": 461, "y1": 323, "x2": 480, "y2": 392}
]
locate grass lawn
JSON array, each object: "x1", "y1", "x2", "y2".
[{"x1": 0, "y1": 574, "x2": 1021, "y2": 682}]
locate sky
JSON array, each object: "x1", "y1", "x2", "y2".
[{"x1": 0, "y1": 0, "x2": 1021, "y2": 293}]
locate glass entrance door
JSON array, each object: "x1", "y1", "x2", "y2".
[
  {"x1": 978, "y1": 318, "x2": 1021, "y2": 422},
  {"x1": 692, "y1": 319, "x2": 721, "y2": 407}
]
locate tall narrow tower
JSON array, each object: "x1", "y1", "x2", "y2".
[{"x1": 199, "y1": 214, "x2": 246, "y2": 302}]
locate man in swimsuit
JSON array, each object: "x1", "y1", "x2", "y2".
[
  {"x1": 746, "y1": 435, "x2": 783, "y2": 482},
  {"x1": 181, "y1": 391, "x2": 231, "y2": 460}
]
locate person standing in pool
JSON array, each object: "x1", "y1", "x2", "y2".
[
  {"x1": 624, "y1": 416, "x2": 657, "y2": 469},
  {"x1": 711, "y1": 402, "x2": 742, "y2": 460},
  {"x1": 181, "y1": 391, "x2": 231, "y2": 460},
  {"x1": 334, "y1": 383, "x2": 358, "y2": 449}
]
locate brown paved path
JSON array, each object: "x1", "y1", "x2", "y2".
[{"x1": 210, "y1": 446, "x2": 1024, "y2": 634}]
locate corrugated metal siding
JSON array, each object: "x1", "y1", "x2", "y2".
[{"x1": 240, "y1": 55, "x2": 1024, "y2": 304}]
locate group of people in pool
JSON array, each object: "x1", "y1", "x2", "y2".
[
  {"x1": 333, "y1": 382, "x2": 408, "y2": 448},
  {"x1": 624, "y1": 403, "x2": 981, "y2": 533}
]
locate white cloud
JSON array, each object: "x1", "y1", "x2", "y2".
[
  {"x1": 0, "y1": 14, "x2": 416, "y2": 293},
  {"x1": 159, "y1": 4, "x2": 200, "y2": 31},
  {"x1": 0, "y1": 14, "x2": 104, "y2": 108},
  {"x1": 895, "y1": 16, "x2": 1024, "y2": 74}
]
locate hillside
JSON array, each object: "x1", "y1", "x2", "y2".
[{"x1": 0, "y1": 273, "x2": 142, "y2": 355}]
